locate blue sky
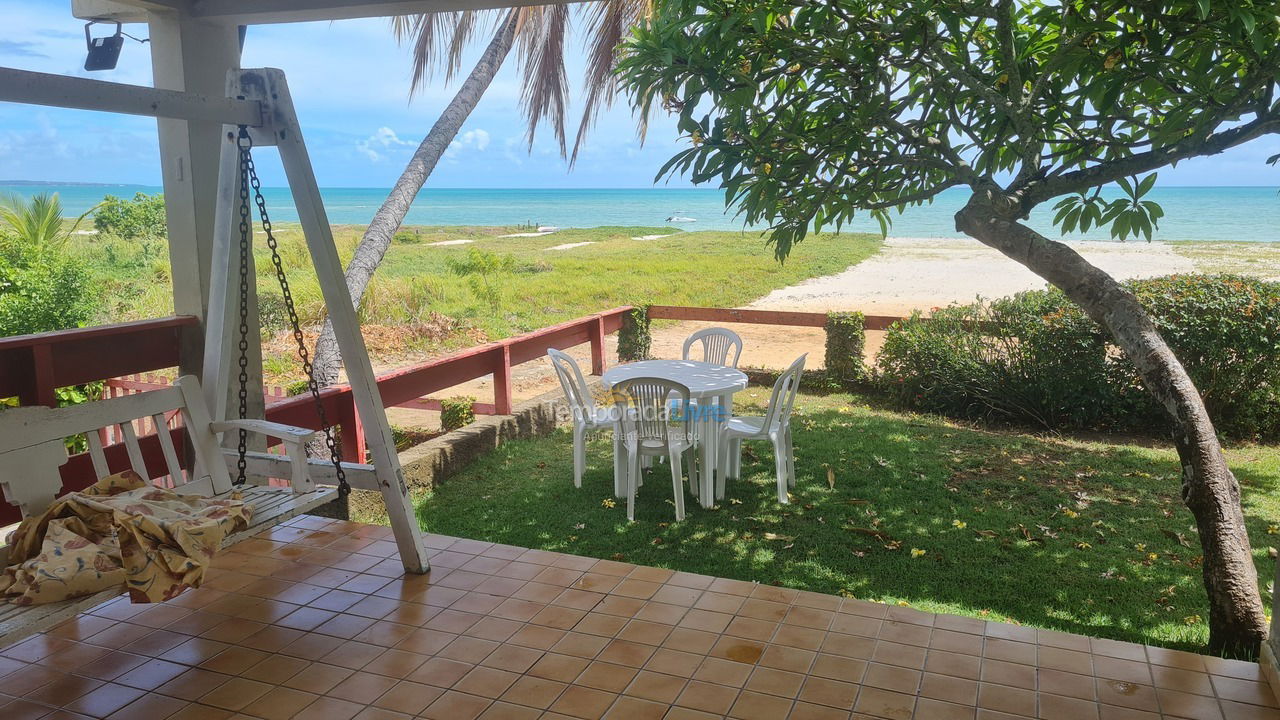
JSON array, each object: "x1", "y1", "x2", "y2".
[{"x1": 2, "y1": 0, "x2": 1280, "y2": 189}]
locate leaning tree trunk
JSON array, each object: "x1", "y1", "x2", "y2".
[
  {"x1": 312, "y1": 10, "x2": 520, "y2": 387},
  {"x1": 955, "y1": 191, "x2": 1267, "y2": 657}
]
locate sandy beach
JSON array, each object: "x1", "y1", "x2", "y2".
[{"x1": 387, "y1": 236, "x2": 1217, "y2": 429}]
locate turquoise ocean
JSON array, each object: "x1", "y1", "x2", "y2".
[{"x1": 3, "y1": 184, "x2": 1279, "y2": 242}]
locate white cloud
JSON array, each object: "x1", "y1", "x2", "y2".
[
  {"x1": 444, "y1": 128, "x2": 491, "y2": 161},
  {"x1": 356, "y1": 126, "x2": 414, "y2": 162}
]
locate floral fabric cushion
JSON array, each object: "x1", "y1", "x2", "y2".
[{"x1": 1, "y1": 470, "x2": 252, "y2": 605}]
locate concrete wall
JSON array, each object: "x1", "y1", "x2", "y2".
[{"x1": 346, "y1": 389, "x2": 567, "y2": 524}]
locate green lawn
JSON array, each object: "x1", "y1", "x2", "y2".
[{"x1": 416, "y1": 387, "x2": 1280, "y2": 654}]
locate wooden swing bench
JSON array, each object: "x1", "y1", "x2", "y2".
[{"x1": 0, "y1": 374, "x2": 371, "y2": 646}]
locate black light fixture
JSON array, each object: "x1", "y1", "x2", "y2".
[{"x1": 84, "y1": 21, "x2": 124, "y2": 71}]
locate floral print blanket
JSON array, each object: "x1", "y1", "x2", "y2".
[{"x1": 1, "y1": 471, "x2": 251, "y2": 605}]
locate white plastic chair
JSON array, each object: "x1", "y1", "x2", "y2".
[
  {"x1": 682, "y1": 327, "x2": 744, "y2": 368},
  {"x1": 719, "y1": 354, "x2": 806, "y2": 503},
  {"x1": 611, "y1": 377, "x2": 693, "y2": 522},
  {"x1": 548, "y1": 349, "x2": 618, "y2": 489}
]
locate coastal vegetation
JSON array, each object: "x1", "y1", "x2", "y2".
[
  {"x1": 622, "y1": 0, "x2": 1280, "y2": 655},
  {"x1": 878, "y1": 275, "x2": 1280, "y2": 441},
  {"x1": 10, "y1": 199, "x2": 881, "y2": 380}
]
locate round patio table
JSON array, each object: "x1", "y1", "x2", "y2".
[{"x1": 602, "y1": 359, "x2": 748, "y2": 509}]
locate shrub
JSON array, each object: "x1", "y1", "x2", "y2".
[
  {"x1": 0, "y1": 250, "x2": 95, "y2": 338},
  {"x1": 877, "y1": 292, "x2": 1113, "y2": 429},
  {"x1": 440, "y1": 396, "x2": 477, "y2": 431},
  {"x1": 258, "y1": 292, "x2": 290, "y2": 337},
  {"x1": 618, "y1": 305, "x2": 651, "y2": 362},
  {"x1": 824, "y1": 311, "x2": 867, "y2": 386},
  {"x1": 1125, "y1": 274, "x2": 1280, "y2": 438},
  {"x1": 875, "y1": 274, "x2": 1280, "y2": 439},
  {"x1": 93, "y1": 192, "x2": 167, "y2": 240},
  {"x1": 447, "y1": 248, "x2": 517, "y2": 309}
]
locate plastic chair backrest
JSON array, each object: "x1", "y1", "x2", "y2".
[
  {"x1": 611, "y1": 377, "x2": 692, "y2": 451},
  {"x1": 547, "y1": 349, "x2": 595, "y2": 423},
  {"x1": 762, "y1": 354, "x2": 807, "y2": 431},
  {"x1": 682, "y1": 327, "x2": 744, "y2": 368}
]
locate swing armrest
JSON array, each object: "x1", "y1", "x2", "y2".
[
  {"x1": 211, "y1": 420, "x2": 319, "y2": 492},
  {"x1": 211, "y1": 419, "x2": 318, "y2": 443}
]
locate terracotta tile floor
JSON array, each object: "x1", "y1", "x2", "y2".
[{"x1": 2, "y1": 515, "x2": 1277, "y2": 719}]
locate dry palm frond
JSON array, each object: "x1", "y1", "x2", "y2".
[
  {"x1": 516, "y1": 4, "x2": 570, "y2": 154},
  {"x1": 393, "y1": 10, "x2": 498, "y2": 94},
  {"x1": 394, "y1": 0, "x2": 653, "y2": 159},
  {"x1": 571, "y1": 0, "x2": 652, "y2": 165}
]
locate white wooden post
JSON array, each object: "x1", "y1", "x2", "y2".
[
  {"x1": 148, "y1": 14, "x2": 256, "y2": 391},
  {"x1": 231, "y1": 68, "x2": 430, "y2": 574}
]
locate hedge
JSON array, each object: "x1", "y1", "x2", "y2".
[{"x1": 875, "y1": 274, "x2": 1280, "y2": 440}]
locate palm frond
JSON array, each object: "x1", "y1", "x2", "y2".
[
  {"x1": 0, "y1": 192, "x2": 74, "y2": 250},
  {"x1": 570, "y1": 0, "x2": 652, "y2": 165},
  {"x1": 397, "y1": 11, "x2": 498, "y2": 95},
  {"x1": 516, "y1": 4, "x2": 571, "y2": 154},
  {"x1": 393, "y1": 0, "x2": 652, "y2": 159}
]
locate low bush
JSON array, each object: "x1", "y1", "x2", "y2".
[
  {"x1": 824, "y1": 311, "x2": 867, "y2": 386},
  {"x1": 1126, "y1": 274, "x2": 1280, "y2": 439},
  {"x1": 618, "y1": 305, "x2": 652, "y2": 362},
  {"x1": 93, "y1": 192, "x2": 167, "y2": 240},
  {"x1": 441, "y1": 396, "x2": 477, "y2": 431},
  {"x1": 0, "y1": 248, "x2": 95, "y2": 338},
  {"x1": 875, "y1": 274, "x2": 1280, "y2": 440}
]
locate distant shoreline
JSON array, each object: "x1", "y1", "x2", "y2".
[{"x1": 5, "y1": 184, "x2": 1280, "y2": 242}]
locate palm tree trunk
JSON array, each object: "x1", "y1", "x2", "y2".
[
  {"x1": 955, "y1": 192, "x2": 1268, "y2": 658},
  {"x1": 312, "y1": 10, "x2": 520, "y2": 387}
]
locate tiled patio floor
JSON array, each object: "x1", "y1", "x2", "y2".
[{"x1": 1, "y1": 515, "x2": 1276, "y2": 720}]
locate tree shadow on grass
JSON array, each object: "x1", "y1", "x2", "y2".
[{"x1": 417, "y1": 394, "x2": 1280, "y2": 653}]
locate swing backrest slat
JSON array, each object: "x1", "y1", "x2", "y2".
[{"x1": 0, "y1": 376, "x2": 232, "y2": 519}]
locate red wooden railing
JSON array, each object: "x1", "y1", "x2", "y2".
[
  {"x1": 0, "y1": 308, "x2": 629, "y2": 525},
  {"x1": 0, "y1": 305, "x2": 905, "y2": 526},
  {"x1": 646, "y1": 305, "x2": 904, "y2": 330}
]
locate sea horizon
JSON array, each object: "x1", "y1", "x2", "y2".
[{"x1": 4, "y1": 182, "x2": 1280, "y2": 242}]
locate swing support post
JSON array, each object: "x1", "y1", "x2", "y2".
[{"x1": 206, "y1": 68, "x2": 430, "y2": 574}]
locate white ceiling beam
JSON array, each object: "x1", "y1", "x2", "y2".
[
  {"x1": 0, "y1": 67, "x2": 263, "y2": 125},
  {"x1": 73, "y1": 0, "x2": 583, "y2": 25}
]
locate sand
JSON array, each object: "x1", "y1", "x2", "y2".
[
  {"x1": 385, "y1": 236, "x2": 1204, "y2": 429},
  {"x1": 749, "y1": 236, "x2": 1195, "y2": 316},
  {"x1": 547, "y1": 242, "x2": 596, "y2": 251},
  {"x1": 428, "y1": 239, "x2": 473, "y2": 246}
]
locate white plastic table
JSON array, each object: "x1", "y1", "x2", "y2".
[{"x1": 602, "y1": 359, "x2": 748, "y2": 509}]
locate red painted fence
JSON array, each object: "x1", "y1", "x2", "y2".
[
  {"x1": 0, "y1": 308, "x2": 629, "y2": 525},
  {"x1": 0, "y1": 305, "x2": 900, "y2": 526}
]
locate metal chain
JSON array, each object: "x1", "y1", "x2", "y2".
[
  {"x1": 234, "y1": 129, "x2": 252, "y2": 486},
  {"x1": 235, "y1": 126, "x2": 350, "y2": 498}
]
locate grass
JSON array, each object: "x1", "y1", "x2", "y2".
[
  {"x1": 1170, "y1": 240, "x2": 1280, "y2": 278},
  {"x1": 416, "y1": 387, "x2": 1280, "y2": 653},
  {"x1": 71, "y1": 225, "x2": 882, "y2": 378}
]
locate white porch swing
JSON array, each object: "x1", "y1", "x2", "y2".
[{"x1": 0, "y1": 67, "x2": 430, "y2": 644}]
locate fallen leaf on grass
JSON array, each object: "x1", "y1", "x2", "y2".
[
  {"x1": 826, "y1": 467, "x2": 836, "y2": 490},
  {"x1": 910, "y1": 548, "x2": 926, "y2": 558},
  {"x1": 974, "y1": 529, "x2": 998, "y2": 539},
  {"x1": 1161, "y1": 529, "x2": 1191, "y2": 547},
  {"x1": 764, "y1": 533, "x2": 795, "y2": 542}
]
